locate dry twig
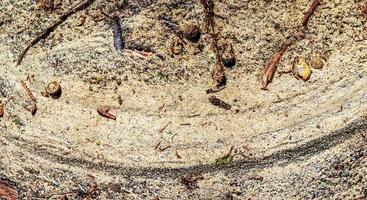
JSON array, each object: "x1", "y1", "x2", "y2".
[
  {"x1": 158, "y1": 121, "x2": 171, "y2": 133},
  {"x1": 206, "y1": 86, "x2": 226, "y2": 94},
  {"x1": 154, "y1": 141, "x2": 161, "y2": 150},
  {"x1": 159, "y1": 145, "x2": 171, "y2": 152},
  {"x1": 16, "y1": 0, "x2": 95, "y2": 66},
  {"x1": 261, "y1": 40, "x2": 292, "y2": 89},
  {"x1": 200, "y1": 0, "x2": 226, "y2": 88},
  {"x1": 175, "y1": 150, "x2": 182, "y2": 159},
  {"x1": 20, "y1": 80, "x2": 36, "y2": 101},
  {"x1": 302, "y1": 0, "x2": 321, "y2": 28}
]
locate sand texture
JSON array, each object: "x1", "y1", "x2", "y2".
[{"x1": 0, "y1": 0, "x2": 367, "y2": 199}]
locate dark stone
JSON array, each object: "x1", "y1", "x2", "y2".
[
  {"x1": 183, "y1": 24, "x2": 201, "y2": 43},
  {"x1": 222, "y1": 57, "x2": 236, "y2": 68}
]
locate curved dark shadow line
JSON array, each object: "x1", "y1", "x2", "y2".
[{"x1": 7, "y1": 116, "x2": 367, "y2": 179}]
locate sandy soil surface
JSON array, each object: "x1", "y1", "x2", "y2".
[{"x1": 0, "y1": 0, "x2": 367, "y2": 199}]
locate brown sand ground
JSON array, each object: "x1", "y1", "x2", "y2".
[{"x1": 0, "y1": 0, "x2": 367, "y2": 199}]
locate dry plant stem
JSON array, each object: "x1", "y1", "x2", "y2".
[
  {"x1": 16, "y1": 0, "x2": 95, "y2": 66},
  {"x1": 159, "y1": 145, "x2": 171, "y2": 152},
  {"x1": 154, "y1": 141, "x2": 161, "y2": 150},
  {"x1": 260, "y1": 0, "x2": 321, "y2": 89},
  {"x1": 158, "y1": 121, "x2": 171, "y2": 133},
  {"x1": 212, "y1": 37, "x2": 226, "y2": 88},
  {"x1": 302, "y1": 0, "x2": 321, "y2": 28},
  {"x1": 261, "y1": 41, "x2": 292, "y2": 90},
  {"x1": 200, "y1": 3, "x2": 216, "y2": 44},
  {"x1": 20, "y1": 80, "x2": 36, "y2": 101},
  {"x1": 175, "y1": 150, "x2": 182, "y2": 159},
  {"x1": 200, "y1": 0, "x2": 226, "y2": 88}
]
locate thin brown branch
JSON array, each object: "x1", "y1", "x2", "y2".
[
  {"x1": 154, "y1": 141, "x2": 161, "y2": 150},
  {"x1": 212, "y1": 38, "x2": 226, "y2": 88},
  {"x1": 260, "y1": 41, "x2": 292, "y2": 90},
  {"x1": 20, "y1": 80, "x2": 36, "y2": 101},
  {"x1": 16, "y1": 0, "x2": 95, "y2": 66},
  {"x1": 302, "y1": 0, "x2": 321, "y2": 28},
  {"x1": 159, "y1": 145, "x2": 171, "y2": 152},
  {"x1": 200, "y1": 0, "x2": 226, "y2": 88},
  {"x1": 158, "y1": 121, "x2": 171, "y2": 134}
]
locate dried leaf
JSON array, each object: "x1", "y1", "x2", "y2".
[
  {"x1": 215, "y1": 146, "x2": 234, "y2": 165},
  {"x1": 215, "y1": 154, "x2": 234, "y2": 165}
]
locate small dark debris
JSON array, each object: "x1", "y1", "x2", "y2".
[
  {"x1": 22, "y1": 100, "x2": 37, "y2": 116},
  {"x1": 206, "y1": 87, "x2": 225, "y2": 94},
  {"x1": 128, "y1": 41, "x2": 154, "y2": 53},
  {"x1": 180, "y1": 175, "x2": 204, "y2": 190},
  {"x1": 117, "y1": 95, "x2": 123, "y2": 105},
  {"x1": 182, "y1": 24, "x2": 201, "y2": 43},
  {"x1": 0, "y1": 102, "x2": 4, "y2": 118},
  {"x1": 208, "y1": 96, "x2": 231, "y2": 110},
  {"x1": 213, "y1": 70, "x2": 227, "y2": 88},
  {"x1": 221, "y1": 44, "x2": 236, "y2": 68},
  {"x1": 175, "y1": 150, "x2": 182, "y2": 159},
  {"x1": 222, "y1": 57, "x2": 236, "y2": 68},
  {"x1": 107, "y1": 182, "x2": 123, "y2": 193},
  {"x1": 224, "y1": 192, "x2": 234, "y2": 200},
  {"x1": 248, "y1": 175, "x2": 264, "y2": 181},
  {"x1": 78, "y1": 181, "x2": 98, "y2": 198}
]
